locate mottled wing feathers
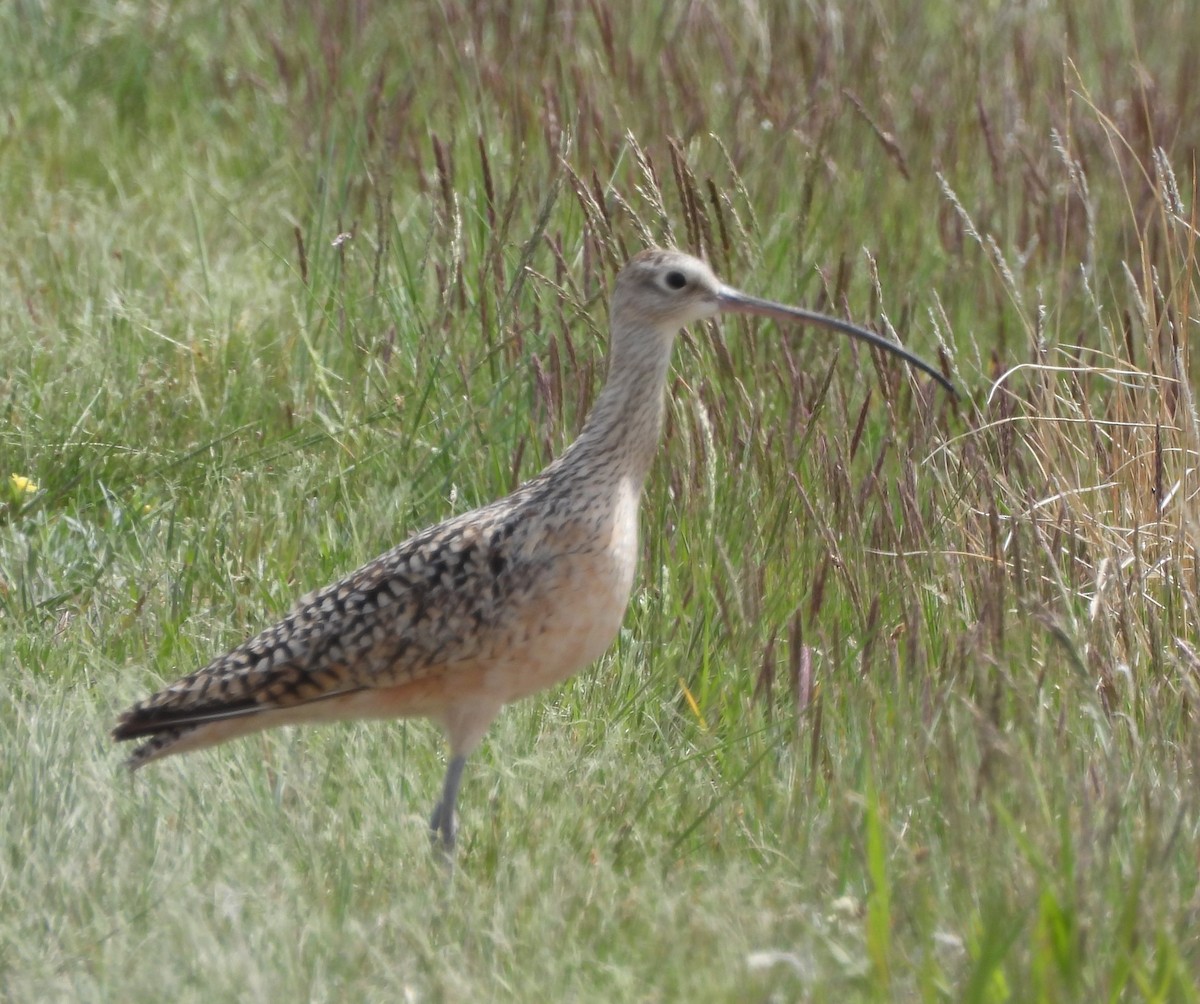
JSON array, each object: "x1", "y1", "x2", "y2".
[{"x1": 113, "y1": 501, "x2": 524, "y2": 755}]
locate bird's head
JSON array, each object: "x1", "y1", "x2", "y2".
[
  {"x1": 610, "y1": 248, "x2": 726, "y2": 333},
  {"x1": 608, "y1": 247, "x2": 954, "y2": 394}
]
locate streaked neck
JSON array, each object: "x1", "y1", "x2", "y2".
[{"x1": 553, "y1": 333, "x2": 674, "y2": 491}]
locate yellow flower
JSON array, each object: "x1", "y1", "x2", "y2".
[{"x1": 9, "y1": 474, "x2": 37, "y2": 494}]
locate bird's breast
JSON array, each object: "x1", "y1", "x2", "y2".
[{"x1": 483, "y1": 481, "x2": 642, "y2": 701}]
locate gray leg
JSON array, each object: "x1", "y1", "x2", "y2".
[{"x1": 430, "y1": 754, "x2": 467, "y2": 854}]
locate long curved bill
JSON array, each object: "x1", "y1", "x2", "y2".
[{"x1": 717, "y1": 286, "x2": 955, "y2": 395}]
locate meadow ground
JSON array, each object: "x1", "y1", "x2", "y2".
[{"x1": 3, "y1": 2, "x2": 1200, "y2": 1000}]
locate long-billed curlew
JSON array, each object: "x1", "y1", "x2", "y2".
[{"x1": 113, "y1": 248, "x2": 953, "y2": 852}]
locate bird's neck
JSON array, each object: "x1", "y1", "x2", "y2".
[{"x1": 553, "y1": 337, "x2": 673, "y2": 493}]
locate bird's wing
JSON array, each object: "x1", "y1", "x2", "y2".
[{"x1": 112, "y1": 504, "x2": 523, "y2": 742}]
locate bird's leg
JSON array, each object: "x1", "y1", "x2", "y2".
[{"x1": 429, "y1": 754, "x2": 467, "y2": 854}]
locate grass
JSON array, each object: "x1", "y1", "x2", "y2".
[{"x1": 3, "y1": 0, "x2": 1200, "y2": 999}]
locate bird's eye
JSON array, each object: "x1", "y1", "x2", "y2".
[{"x1": 663, "y1": 270, "x2": 688, "y2": 290}]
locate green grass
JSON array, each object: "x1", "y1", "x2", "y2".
[{"x1": 4, "y1": 0, "x2": 1200, "y2": 999}]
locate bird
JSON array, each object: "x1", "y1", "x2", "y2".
[{"x1": 113, "y1": 248, "x2": 953, "y2": 852}]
